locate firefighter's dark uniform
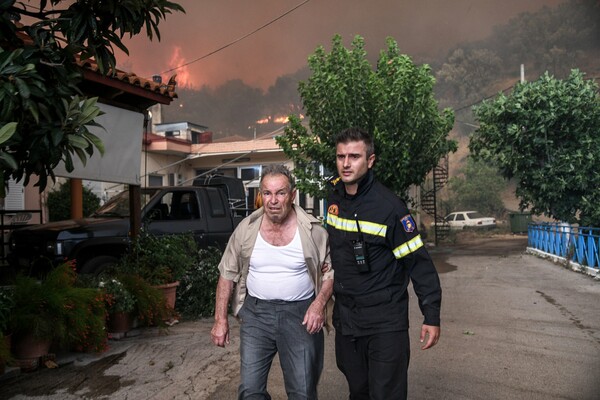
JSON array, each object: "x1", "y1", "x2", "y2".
[{"x1": 326, "y1": 170, "x2": 441, "y2": 400}]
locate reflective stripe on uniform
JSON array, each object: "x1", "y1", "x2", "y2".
[
  {"x1": 393, "y1": 235, "x2": 423, "y2": 259},
  {"x1": 326, "y1": 214, "x2": 387, "y2": 238}
]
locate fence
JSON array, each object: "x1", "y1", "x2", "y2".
[{"x1": 528, "y1": 222, "x2": 599, "y2": 270}]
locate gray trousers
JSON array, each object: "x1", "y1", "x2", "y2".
[{"x1": 238, "y1": 295, "x2": 324, "y2": 400}]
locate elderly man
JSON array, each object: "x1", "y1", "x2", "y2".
[{"x1": 211, "y1": 164, "x2": 333, "y2": 400}]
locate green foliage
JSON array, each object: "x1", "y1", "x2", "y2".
[
  {"x1": 119, "y1": 232, "x2": 199, "y2": 285},
  {"x1": 46, "y1": 181, "x2": 101, "y2": 221},
  {"x1": 0, "y1": 0, "x2": 184, "y2": 193},
  {"x1": 447, "y1": 157, "x2": 507, "y2": 218},
  {"x1": 99, "y1": 276, "x2": 137, "y2": 314},
  {"x1": 63, "y1": 285, "x2": 108, "y2": 353},
  {"x1": 11, "y1": 261, "x2": 108, "y2": 352},
  {"x1": 471, "y1": 69, "x2": 600, "y2": 226},
  {"x1": 277, "y1": 35, "x2": 456, "y2": 198},
  {"x1": 11, "y1": 272, "x2": 68, "y2": 342},
  {"x1": 118, "y1": 274, "x2": 171, "y2": 327},
  {"x1": 0, "y1": 286, "x2": 14, "y2": 334},
  {"x1": 176, "y1": 247, "x2": 222, "y2": 319}
]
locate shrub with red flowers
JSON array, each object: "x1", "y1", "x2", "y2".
[
  {"x1": 118, "y1": 274, "x2": 174, "y2": 327},
  {"x1": 11, "y1": 261, "x2": 109, "y2": 353}
]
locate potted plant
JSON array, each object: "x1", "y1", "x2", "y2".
[
  {"x1": 120, "y1": 232, "x2": 199, "y2": 310},
  {"x1": 118, "y1": 273, "x2": 172, "y2": 328},
  {"x1": 99, "y1": 276, "x2": 136, "y2": 333},
  {"x1": 10, "y1": 273, "x2": 65, "y2": 363},
  {"x1": 10, "y1": 261, "x2": 108, "y2": 367}
]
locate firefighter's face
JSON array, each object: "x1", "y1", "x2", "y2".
[
  {"x1": 260, "y1": 174, "x2": 296, "y2": 224},
  {"x1": 336, "y1": 140, "x2": 375, "y2": 195}
]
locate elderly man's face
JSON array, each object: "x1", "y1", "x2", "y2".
[{"x1": 260, "y1": 174, "x2": 296, "y2": 224}]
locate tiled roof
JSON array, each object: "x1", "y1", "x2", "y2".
[
  {"x1": 77, "y1": 59, "x2": 178, "y2": 100},
  {"x1": 14, "y1": 27, "x2": 177, "y2": 107}
]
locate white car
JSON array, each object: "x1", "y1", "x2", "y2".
[{"x1": 443, "y1": 211, "x2": 496, "y2": 230}]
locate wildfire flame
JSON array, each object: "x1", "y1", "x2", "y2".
[
  {"x1": 256, "y1": 114, "x2": 304, "y2": 125},
  {"x1": 167, "y1": 46, "x2": 194, "y2": 89}
]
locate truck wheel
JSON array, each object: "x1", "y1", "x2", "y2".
[{"x1": 80, "y1": 256, "x2": 119, "y2": 275}]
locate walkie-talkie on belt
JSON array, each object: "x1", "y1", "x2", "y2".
[{"x1": 352, "y1": 215, "x2": 370, "y2": 273}]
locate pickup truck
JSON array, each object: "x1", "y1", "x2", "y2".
[{"x1": 8, "y1": 185, "x2": 242, "y2": 276}]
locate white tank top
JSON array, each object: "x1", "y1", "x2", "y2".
[{"x1": 247, "y1": 227, "x2": 314, "y2": 301}]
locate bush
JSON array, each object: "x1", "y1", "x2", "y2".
[
  {"x1": 118, "y1": 274, "x2": 172, "y2": 327},
  {"x1": 99, "y1": 277, "x2": 137, "y2": 314},
  {"x1": 176, "y1": 247, "x2": 222, "y2": 319},
  {"x1": 119, "y1": 232, "x2": 198, "y2": 285},
  {"x1": 11, "y1": 262, "x2": 108, "y2": 352},
  {"x1": 47, "y1": 182, "x2": 101, "y2": 221},
  {"x1": 0, "y1": 286, "x2": 14, "y2": 334}
]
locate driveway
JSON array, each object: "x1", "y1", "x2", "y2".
[{"x1": 1, "y1": 235, "x2": 599, "y2": 399}]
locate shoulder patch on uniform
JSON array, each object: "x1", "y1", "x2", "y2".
[
  {"x1": 401, "y1": 215, "x2": 416, "y2": 233},
  {"x1": 328, "y1": 204, "x2": 339, "y2": 216}
]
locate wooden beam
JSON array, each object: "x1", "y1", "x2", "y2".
[
  {"x1": 129, "y1": 185, "x2": 141, "y2": 239},
  {"x1": 70, "y1": 179, "x2": 83, "y2": 219}
]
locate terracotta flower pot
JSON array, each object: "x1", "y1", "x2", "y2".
[
  {"x1": 154, "y1": 281, "x2": 180, "y2": 309},
  {"x1": 12, "y1": 333, "x2": 52, "y2": 371},
  {"x1": 107, "y1": 312, "x2": 133, "y2": 333},
  {"x1": 12, "y1": 333, "x2": 51, "y2": 360}
]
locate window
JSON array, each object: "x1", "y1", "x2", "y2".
[
  {"x1": 168, "y1": 173, "x2": 183, "y2": 186},
  {"x1": 148, "y1": 175, "x2": 163, "y2": 187},
  {"x1": 207, "y1": 188, "x2": 226, "y2": 217},
  {"x1": 160, "y1": 191, "x2": 200, "y2": 220},
  {"x1": 241, "y1": 166, "x2": 260, "y2": 181}
]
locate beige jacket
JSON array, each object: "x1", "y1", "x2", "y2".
[{"x1": 218, "y1": 205, "x2": 333, "y2": 324}]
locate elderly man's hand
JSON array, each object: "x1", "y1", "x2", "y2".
[
  {"x1": 211, "y1": 320, "x2": 230, "y2": 347},
  {"x1": 302, "y1": 299, "x2": 325, "y2": 334}
]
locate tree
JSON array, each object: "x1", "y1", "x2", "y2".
[
  {"x1": 470, "y1": 69, "x2": 600, "y2": 226},
  {"x1": 446, "y1": 157, "x2": 507, "y2": 218},
  {"x1": 0, "y1": 0, "x2": 184, "y2": 196},
  {"x1": 436, "y1": 47, "x2": 502, "y2": 104},
  {"x1": 47, "y1": 182, "x2": 101, "y2": 221},
  {"x1": 276, "y1": 35, "x2": 456, "y2": 199}
]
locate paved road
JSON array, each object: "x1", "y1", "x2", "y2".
[{"x1": 1, "y1": 235, "x2": 599, "y2": 399}]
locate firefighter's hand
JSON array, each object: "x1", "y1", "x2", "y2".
[{"x1": 420, "y1": 324, "x2": 440, "y2": 350}]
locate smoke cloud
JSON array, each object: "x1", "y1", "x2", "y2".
[{"x1": 119, "y1": 0, "x2": 564, "y2": 90}]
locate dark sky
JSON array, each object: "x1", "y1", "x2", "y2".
[{"x1": 118, "y1": 0, "x2": 564, "y2": 91}]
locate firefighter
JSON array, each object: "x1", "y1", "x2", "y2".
[{"x1": 327, "y1": 127, "x2": 442, "y2": 400}]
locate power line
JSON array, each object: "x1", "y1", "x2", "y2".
[
  {"x1": 160, "y1": 0, "x2": 311, "y2": 75},
  {"x1": 453, "y1": 84, "x2": 516, "y2": 113}
]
